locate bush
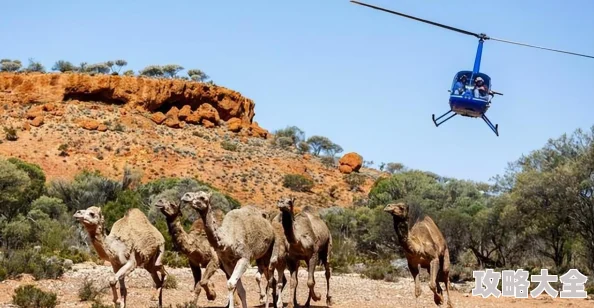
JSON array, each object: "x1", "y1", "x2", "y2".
[
  {"x1": 275, "y1": 136, "x2": 294, "y2": 149},
  {"x1": 4, "y1": 126, "x2": 18, "y2": 141},
  {"x1": 0, "y1": 249, "x2": 64, "y2": 280},
  {"x1": 162, "y1": 251, "x2": 189, "y2": 268},
  {"x1": 221, "y1": 140, "x2": 238, "y2": 151},
  {"x1": 344, "y1": 173, "x2": 366, "y2": 191},
  {"x1": 283, "y1": 174, "x2": 314, "y2": 192},
  {"x1": 360, "y1": 261, "x2": 403, "y2": 282},
  {"x1": 78, "y1": 278, "x2": 102, "y2": 302},
  {"x1": 12, "y1": 284, "x2": 57, "y2": 308},
  {"x1": 164, "y1": 274, "x2": 178, "y2": 289}
]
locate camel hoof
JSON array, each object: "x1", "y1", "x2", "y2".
[
  {"x1": 327, "y1": 296, "x2": 333, "y2": 307},
  {"x1": 434, "y1": 294, "x2": 444, "y2": 306}
]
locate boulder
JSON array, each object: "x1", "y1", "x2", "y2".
[{"x1": 338, "y1": 152, "x2": 363, "y2": 174}]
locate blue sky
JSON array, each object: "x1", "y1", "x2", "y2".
[{"x1": 2, "y1": 0, "x2": 593, "y2": 183}]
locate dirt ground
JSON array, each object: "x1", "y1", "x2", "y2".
[{"x1": 0, "y1": 263, "x2": 592, "y2": 308}]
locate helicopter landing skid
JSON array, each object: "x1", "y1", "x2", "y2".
[
  {"x1": 481, "y1": 114, "x2": 499, "y2": 136},
  {"x1": 431, "y1": 110, "x2": 499, "y2": 136}
]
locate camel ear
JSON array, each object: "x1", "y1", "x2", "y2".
[
  {"x1": 289, "y1": 195, "x2": 296, "y2": 206},
  {"x1": 206, "y1": 191, "x2": 213, "y2": 200}
]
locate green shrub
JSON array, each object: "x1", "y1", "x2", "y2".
[
  {"x1": 162, "y1": 251, "x2": 189, "y2": 268},
  {"x1": 78, "y1": 278, "x2": 101, "y2": 302},
  {"x1": 344, "y1": 173, "x2": 365, "y2": 191},
  {"x1": 360, "y1": 261, "x2": 405, "y2": 282},
  {"x1": 275, "y1": 136, "x2": 294, "y2": 149},
  {"x1": 221, "y1": 140, "x2": 238, "y2": 151},
  {"x1": 283, "y1": 174, "x2": 314, "y2": 192},
  {"x1": 0, "y1": 249, "x2": 64, "y2": 280},
  {"x1": 12, "y1": 284, "x2": 57, "y2": 308},
  {"x1": 4, "y1": 126, "x2": 18, "y2": 141},
  {"x1": 164, "y1": 274, "x2": 178, "y2": 289},
  {"x1": 176, "y1": 301, "x2": 199, "y2": 308}
]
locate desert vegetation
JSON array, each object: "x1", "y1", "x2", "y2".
[{"x1": 0, "y1": 57, "x2": 212, "y2": 84}]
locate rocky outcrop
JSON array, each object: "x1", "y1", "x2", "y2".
[
  {"x1": 0, "y1": 72, "x2": 268, "y2": 137},
  {"x1": 338, "y1": 152, "x2": 363, "y2": 174}
]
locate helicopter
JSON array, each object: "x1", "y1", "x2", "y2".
[{"x1": 350, "y1": 0, "x2": 594, "y2": 136}]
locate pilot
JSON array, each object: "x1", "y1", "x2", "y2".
[{"x1": 454, "y1": 74, "x2": 468, "y2": 95}]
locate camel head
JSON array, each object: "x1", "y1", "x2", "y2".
[
  {"x1": 154, "y1": 199, "x2": 181, "y2": 218},
  {"x1": 384, "y1": 202, "x2": 408, "y2": 221},
  {"x1": 73, "y1": 206, "x2": 104, "y2": 229},
  {"x1": 181, "y1": 191, "x2": 213, "y2": 213},
  {"x1": 277, "y1": 196, "x2": 296, "y2": 213}
]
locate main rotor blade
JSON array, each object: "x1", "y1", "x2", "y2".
[
  {"x1": 489, "y1": 37, "x2": 594, "y2": 59},
  {"x1": 350, "y1": 0, "x2": 480, "y2": 38}
]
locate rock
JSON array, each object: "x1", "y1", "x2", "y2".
[
  {"x1": 339, "y1": 152, "x2": 363, "y2": 174},
  {"x1": 185, "y1": 111, "x2": 201, "y2": 124},
  {"x1": 97, "y1": 124, "x2": 108, "y2": 132},
  {"x1": 22, "y1": 121, "x2": 31, "y2": 131},
  {"x1": 339, "y1": 165, "x2": 353, "y2": 174},
  {"x1": 249, "y1": 122, "x2": 269, "y2": 139},
  {"x1": 178, "y1": 105, "x2": 192, "y2": 120},
  {"x1": 303, "y1": 153, "x2": 312, "y2": 160},
  {"x1": 30, "y1": 116, "x2": 44, "y2": 127},
  {"x1": 227, "y1": 117, "x2": 243, "y2": 132},
  {"x1": 165, "y1": 106, "x2": 180, "y2": 119},
  {"x1": 151, "y1": 112, "x2": 167, "y2": 124},
  {"x1": 80, "y1": 119, "x2": 100, "y2": 130},
  {"x1": 164, "y1": 117, "x2": 182, "y2": 128},
  {"x1": 43, "y1": 103, "x2": 56, "y2": 112},
  {"x1": 26, "y1": 105, "x2": 43, "y2": 119},
  {"x1": 196, "y1": 103, "x2": 220, "y2": 125},
  {"x1": 202, "y1": 119, "x2": 215, "y2": 128}
]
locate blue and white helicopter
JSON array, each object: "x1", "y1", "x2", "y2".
[{"x1": 351, "y1": 1, "x2": 594, "y2": 136}]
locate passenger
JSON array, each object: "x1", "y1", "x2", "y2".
[
  {"x1": 453, "y1": 75, "x2": 468, "y2": 95},
  {"x1": 473, "y1": 76, "x2": 492, "y2": 100}
]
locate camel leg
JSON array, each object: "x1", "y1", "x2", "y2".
[
  {"x1": 110, "y1": 259, "x2": 136, "y2": 307},
  {"x1": 323, "y1": 258, "x2": 332, "y2": 307},
  {"x1": 226, "y1": 258, "x2": 250, "y2": 308},
  {"x1": 274, "y1": 264, "x2": 287, "y2": 308},
  {"x1": 189, "y1": 263, "x2": 203, "y2": 302},
  {"x1": 305, "y1": 254, "x2": 322, "y2": 306},
  {"x1": 256, "y1": 269, "x2": 266, "y2": 304},
  {"x1": 236, "y1": 278, "x2": 248, "y2": 308},
  {"x1": 429, "y1": 258, "x2": 444, "y2": 306},
  {"x1": 287, "y1": 260, "x2": 299, "y2": 308},
  {"x1": 149, "y1": 265, "x2": 168, "y2": 308},
  {"x1": 200, "y1": 259, "x2": 219, "y2": 301},
  {"x1": 118, "y1": 277, "x2": 127, "y2": 308},
  {"x1": 409, "y1": 263, "x2": 421, "y2": 298}
]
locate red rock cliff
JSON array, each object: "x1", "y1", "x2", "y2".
[{"x1": 0, "y1": 72, "x2": 256, "y2": 125}]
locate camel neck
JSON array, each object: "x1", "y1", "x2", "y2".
[
  {"x1": 393, "y1": 216, "x2": 412, "y2": 253},
  {"x1": 87, "y1": 225, "x2": 112, "y2": 261},
  {"x1": 166, "y1": 215, "x2": 191, "y2": 254},
  {"x1": 281, "y1": 211, "x2": 297, "y2": 244},
  {"x1": 200, "y1": 209, "x2": 223, "y2": 250}
]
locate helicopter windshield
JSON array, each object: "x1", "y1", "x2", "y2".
[{"x1": 451, "y1": 71, "x2": 491, "y2": 100}]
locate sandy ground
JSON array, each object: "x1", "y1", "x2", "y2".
[{"x1": 0, "y1": 262, "x2": 592, "y2": 308}]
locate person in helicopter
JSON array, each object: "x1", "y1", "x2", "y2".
[
  {"x1": 473, "y1": 76, "x2": 493, "y2": 101},
  {"x1": 453, "y1": 74, "x2": 468, "y2": 95}
]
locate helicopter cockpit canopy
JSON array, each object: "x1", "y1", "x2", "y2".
[{"x1": 451, "y1": 70, "x2": 491, "y2": 100}]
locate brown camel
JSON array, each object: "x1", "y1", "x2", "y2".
[
  {"x1": 384, "y1": 202, "x2": 453, "y2": 308},
  {"x1": 154, "y1": 199, "x2": 220, "y2": 303},
  {"x1": 277, "y1": 196, "x2": 332, "y2": 308},
  {"x1": 73, "y1": 206, "x2": 167, "y2": 308},
  {"x1": 181, "y1": 191, "x2": 275, "y2": 308}
]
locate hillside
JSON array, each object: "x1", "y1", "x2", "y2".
[{"x1": 0, "y1": 72, "x2": 379, "y2": 209}]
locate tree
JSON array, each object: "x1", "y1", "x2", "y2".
[
  {"x1": 25, "y1": 58, "x2": 45, "y2": 73},
  {"x1": 275, "y1": 126, "x2": 305, "y2": 146},
  {"x1": 162, "y1": 64, "x2": 184, "y2": 78},
  {"x1": 385, "y1": 162, "x2": 405, "y2": 174},
  {"x1": 0, "y1": 59, "x2": 22, "y2": 72},
  {"x1": 123, "y1": 70, "x2": 134, "y2": 76},
  {"x1": 187, "y1": 69, "x2": 209, "y2": 82},
  {"x1": 306, "y1": 135, "x2": 342, "y2": 156},
  {"x1": 0, "y1": 159, "x2": 31, "y2": 221},
  {"x1": 139, "y1": 65, "x2": 164, "y2": 77},
  {"x1": 52, "y1": 60, "x2": 77, "y2": 72},
  {"x1": 114, "y1": 60, "x2": 127, "y2": 73},
  {"x1": 86, "y1": 63, "x2": 110, "y2": 74}
]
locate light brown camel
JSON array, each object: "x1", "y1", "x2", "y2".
[
  {"x1": 384, "y1": 202, "x2": 453, "y2": 308},
  {"x1": 181, "y1": 191, "x2": 275, "y2": 308},
  {"x1": 263, "y1": 211, "x2": 290, "y2": 308},
  {"x1": 73, "y1": 206, "x2": 167, "y2": 308},
  {"x1": 277, "y1": 196, "x2": 332, "y2": 308},
  {"x1": 154, "y1": 199, "x2": 220, "y2": 303}
]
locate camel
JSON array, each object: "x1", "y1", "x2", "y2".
[
  {"x1": 383, "y1": 202, "x2": 453, "y2": 308},
  {"x1": 73, "y1": 206, "x2": 167, "y2": 308},
  {"x1": 181, "y1": 191, "x2": 276, "y2": 308},
  {"x1": 277, "y1": 196, "x2": 332, "y2": 308},
  {"x1": 154, "y1": 199, "x2": 220, "y2": 303},
  {"x1": 261, "y1": 211, "x2": 290, "y2": 308}
]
